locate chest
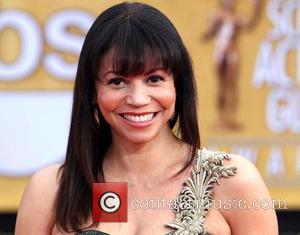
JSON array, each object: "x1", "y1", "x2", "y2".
[
  {"x1": 52, "y1": 181, "x2": 231, "y2": 235},
  {"x1": 101, "y1": 209, "x2": 231, "y2": 235}
]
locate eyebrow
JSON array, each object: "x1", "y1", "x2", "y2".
[
  {"x1": 97, "y1": 70, "x2": 123, "y2": 82},
  {"x1": 101, "y1": 70, "x2": 119, "y2": 78},
  {"x1": 144, "y1": 67, "x2": 167, "y2": 75}
]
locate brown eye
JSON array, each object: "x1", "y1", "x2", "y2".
[
  {"x1": 108, "y1": 78, "x2": 126, "y2": 87},
  {"x1": 147, "y1": 75, "x2": 164, "y2": 84}
]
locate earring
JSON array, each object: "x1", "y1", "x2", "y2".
[
  {"x1": 169, "y1": 111, "x2": 177, "y2": 127},
  {"x1": 92, "y1": 101, "x2": 100, "y2": 126}
]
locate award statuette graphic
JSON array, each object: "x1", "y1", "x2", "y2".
[{"x1": 202, "y1": 0, "x2": 261, "y2": 131}]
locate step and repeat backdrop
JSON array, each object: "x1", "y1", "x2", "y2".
[{"x1": 0, "y1": 0, "x2": 299, "y2": 211}]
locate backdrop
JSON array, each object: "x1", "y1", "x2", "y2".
[{"x1": 0, "y1": 0, "x2": 299, "y2": 211}]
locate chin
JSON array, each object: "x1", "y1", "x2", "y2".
[{"x1": 124, "y1": 134, "x2": 156, "y2": 144}]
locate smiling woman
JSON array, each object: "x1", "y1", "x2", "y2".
[{"x1": 15, "y1": 2, "x2": 278, "y2": 235}]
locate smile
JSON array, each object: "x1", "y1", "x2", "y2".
[{"x1": 120, "y1": 112, "x2": 157, "y2": 123}]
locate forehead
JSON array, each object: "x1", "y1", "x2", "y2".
[{"x1": 98, "y1": 52, "x2": 114, "y2": 75}]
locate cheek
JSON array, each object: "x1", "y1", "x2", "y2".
[
  {"x1": 156, "y1": 86, "x2": 176, "y2": 110},
  {"x1": 96, "y1": 88, "x2": 122, "y2": 113}
]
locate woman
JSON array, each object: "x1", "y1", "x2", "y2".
[{"x1": 16, "y1": 2, "x2": 278, "y2": 234}]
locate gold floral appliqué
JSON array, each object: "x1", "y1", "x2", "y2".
[{"x1": 165, "y1": 148, "x2": 237, "y2": 235}]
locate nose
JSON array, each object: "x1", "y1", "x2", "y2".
[{"x1": 125, "y1": 83, "x2": 151, "y2": 106}]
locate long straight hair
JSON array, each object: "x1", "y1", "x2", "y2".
[{"x1": 55, "y1": 2, "x2": 200, "y2": 232}]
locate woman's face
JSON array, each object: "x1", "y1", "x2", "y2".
[{"x1": 95, "y1": 58, "x2": 176, "y2": 144}]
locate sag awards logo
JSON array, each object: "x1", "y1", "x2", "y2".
[
  {"x1": 0, "y1": 9, "x2": 95, "y2": 176},
  {"x1": 0, "y1": 9, "x2": 93, "y2": 81},
  {"x1": 253, "y1": 0, "x2": 300, "y2": 134}
]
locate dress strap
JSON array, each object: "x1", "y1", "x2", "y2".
[{"x1": 165, "y1": 148, "x2": 237, "y2": 234}]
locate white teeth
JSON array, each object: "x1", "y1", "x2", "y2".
[{"x1": 123, "y1": 113, "x2": 154, "y2": 122}]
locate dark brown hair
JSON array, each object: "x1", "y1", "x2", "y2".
[{"x1": 55, "y1": 2, "x2": 200, "y2": 232}]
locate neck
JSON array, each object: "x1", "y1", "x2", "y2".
[{"x1": 103, "y1": 126, "x2": 189, "y2": 187}]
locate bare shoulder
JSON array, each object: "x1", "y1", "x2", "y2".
[
  {"x1": 211, "y1": 153, "x2": 263, "y2": 198},
  {"x1": 26, "y1": 163, "x2": 62, "y2": 186},
  {"x1": 223, "y1": 154, "x2": 264, "y2": 189},
  {"x1": 15, "y1": 163, "x2": 62, "y2": 234},
  {"x1": 213, "y1": 154, "x2": 278, "y2": 234}
]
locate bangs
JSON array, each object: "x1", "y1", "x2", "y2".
[{"x1": 98, "y1": 18, "x2": 181, "y2": 76}]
